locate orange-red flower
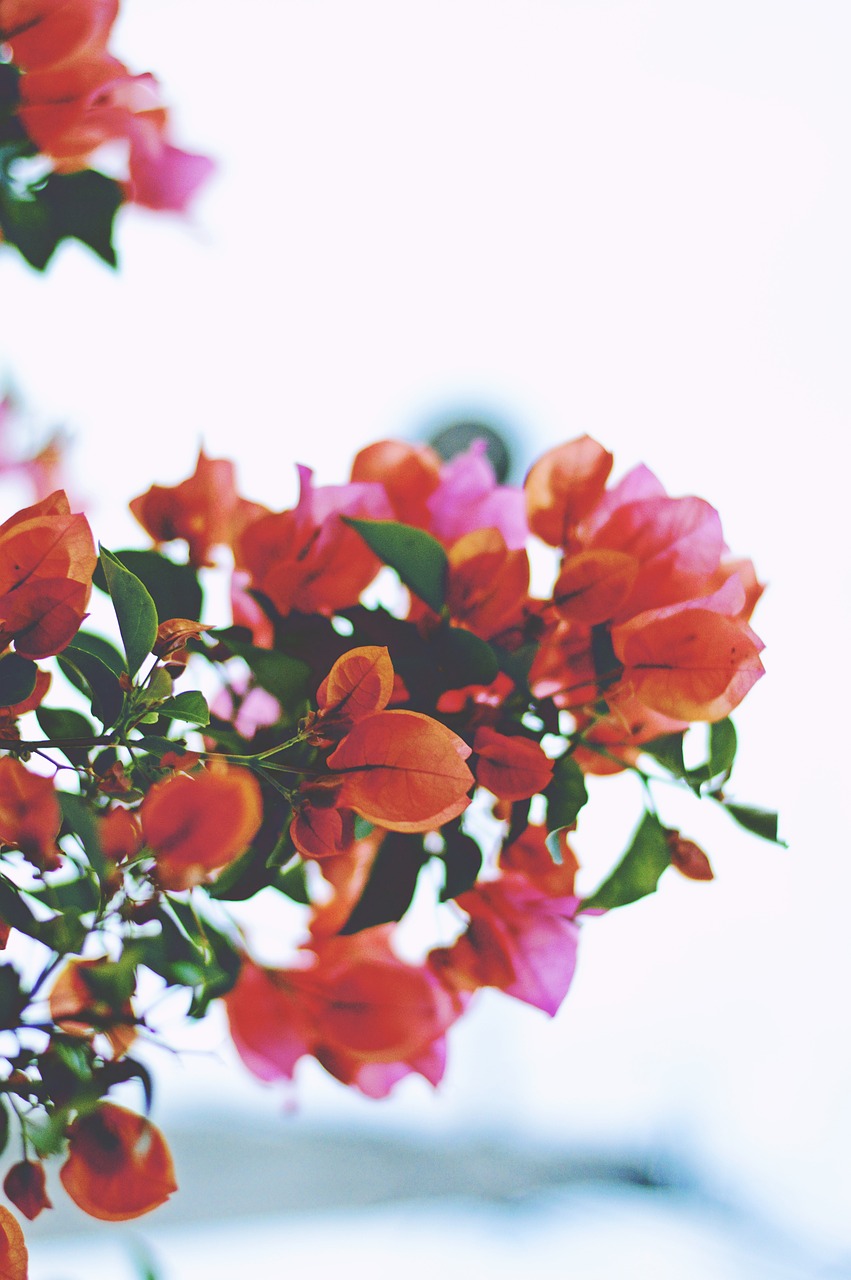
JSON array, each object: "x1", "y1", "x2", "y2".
[
  {"x1": 130, "y1": 451, "x2": 265, "y2": 568},
  {"x1": 3, "y1": 1159, "x2": 52, "y2": 1221},
  {"x1": 59, "y1": 1103, "x2": 176, "y2": 1221},
  {"x1": 0, "y1": 491, "x2": 95, "y2": 659},
  {"x1": 140, "y1": 762, "x2": 262, "y2": 890},
  {"x1": 49, "y1": 956, "x2": 136, "y2": 1057},
  {"x1": 0, "y1": 1204, "x2": 27, "y2": 1278},
  {"x1": 0, "y1": 756, "x2": 61, "y2": 870}
]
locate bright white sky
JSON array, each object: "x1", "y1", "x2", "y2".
[{"x1": 3, "y1": 0, "x2": 850, "y2": 1263}]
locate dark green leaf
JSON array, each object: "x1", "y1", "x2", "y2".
[
  {"x1": 65, "y1": 631, "x2": 126, "y2": 677},
  {"x1": 0, "y1": 874, "x2": 38, "y2": 936},
  {"x1": 157, "y1": 691, "x2": 209, "y2": 727},
  {"x1": 0, "y1": 653, "x2": 37, "y2": 707},
  {"x1": 434, "y1": 626, "x2": 499, "y2": 688},
  {"x1": 722, "y1": 802, "x2": 785, "y2": 845},
  {"x1": 0, "y1": 178, "x2": 54, "y2": 270},
  {"x1": 439, "y1": 828, "x2": 482, "y2": 901},
  {"x1": 582, "y1": 811, "x2": 671, "y2": 912},
  {"x1": 341, "y1": 832, "x2": 427, "y2": 934},
  {"x1": 0, "y1": 964, "x2": 25, "y2": 1031},
  {"x1": 274, "y1": 860, "x2": 310, "y2": 905},
  {"x1": 41, "y1": 169, "x2": 122, "y2": 266},
  {"x1": 212, "y1": 628, "x2": 310, "y2": 707},
  {"x1": 58, "y1": 791, "x2": 107, "y2": 886},
  {"x1": 58, "y1": 644, "x2": 124, "y2": 727},
  {"x1": 93, "y1": 550, "x2": 203, "y2": 624},
  {"x1": 35, "y1": 707, "x2": 97, "y2": 767},
  {"x1": 99, "y1": 546, "x2": 158, "y2": 677},
  {"x1": 344, "y1": 518, "x2": 447, "y2": 613},
  {"x1": 545, "y1": 755, "x2": 589, "y2": 833},
  {"x1": 643, "y1": 732, "x2": 687, "y2": 778},
  {"x1": 0, "y1": 1098, "x2": 9, "y2": 1159},
  {"x1": 28, "y1": 873, "x2": 99, "y2": 916}
]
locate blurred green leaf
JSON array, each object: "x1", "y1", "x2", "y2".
[
  {"x1": 582, "y1": 811, "x2": 671, "y2": 912},
  {"x1": 58, "y1": 643, "x2": 124, "y2": 727},
  {"x1": 721, "y1": 802, "x2": 785, "y2": 845},
  {"x1": 0, "y1": 653, "x2": 37, "y2": 707}
]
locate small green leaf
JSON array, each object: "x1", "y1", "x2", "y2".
[
  {"x1": 0, "y1": 964, "x2": 25, "y2": 1031},
  {"x1": 93, "y1": 550, "x2": 203, "y2": 623},
  {"x1": 40, "y1": 169, "x2": 123, "y2": 266},
  {"x1": 708, "y1": 718, "x2": 737, "y2": 779},
  {"x1": 158, "y1": 691, "x2": 210, "y2": 727},
  {"x1": 344, "y1": 518, "x2": 448, "y2": 613},
  {"x1": 275, "y1": 859, "x2": 310, "y2": 904},
  {"x1": 36, "y1": 707, "x2": 96, "y2": 767},
  {"x1": 545, "y1": 755, "x2": 589, "y2": 834},
  {"x1": 439, "y1": 828, "x2": 483, "y2": 901},
  {"x1": 341, "y1": 832, "x2": 427, "y2": 933},
  {"x1": 643, "y1": 732, "x2": 687, "y2": 778},
  {"x1": 582, "y1": 811, "x2": 671, "y2": 912},
  {"x1": 99, "y1": 546, "x2": 158, "y2": 678},
  {"x1": 0, "y1": 653, "x2": 37, "y2": 707},
  {"x1": 0, "y1": 1098, "x2": 9, "y2": 1159},
  {"x1": 212, "y1": 629, "x2": 309, "y2": 707},
  {"x1": 434, "y1": 626, "x2": 499, "y2": 688},
  {"x1": 58, "y1": 791, "x2": 108, "y2": 886},
  {"x1": 721, "y1": 802, "x2": 785, "y2": 845}
]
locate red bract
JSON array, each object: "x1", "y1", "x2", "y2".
[
  {"x1": 225, "y1": 929, "x2": 461, "y2": 1098},
  {"x1": 59, "y1": 1103, "x2": 176, "y2": 1221},
  {"x1": 0, "y1": 757, "x2": 61, "y2": 870},
  {"x1": 473, "y1": 727, "x2": 554, "y2": 802},
  {"x1": 444, "y1": 529, "x2": 530, "y2": 639},
  {"x1": 315, "y1": 645, "x2": 394, "y2": 728},
  {"x1": 3, "y1": 1160, "x2": 51, "y2": 1221},
  {"x1": 130, "y1": 450, "x2": 265, "y2": 568},
  {"x1": 326, "y1": 710, "x2": 473, "y2": 831},
  {"x1": 0, "y1": 491, "x2": 95, "y2": 659},
  {"x1": 525, "y1": 435, "x2": 614, "y2": 547},
  {"x1": 236, "y1": 466, "x2": 391, "y2": 617},
  {"x1": 431, "y1": 872, "x2": 580, "y2": 1016},
  {"x1": 141, "y1": 763, "x2": 262, "y2": 889}
]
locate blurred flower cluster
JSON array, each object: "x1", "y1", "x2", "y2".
[{"x1": 0, "y1": 430, "x2": 775, "y2": 1270}]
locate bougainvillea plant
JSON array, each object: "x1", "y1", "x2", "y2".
[
  {"x1": 0, "y1": 0, "x2": 213, "y2": 269},
  {"x1": 0, "y1": 429, "x2": 778, "y2": 1270}
]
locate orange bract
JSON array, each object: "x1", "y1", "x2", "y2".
[
  {"x1": 0, "y1": 757, "x2": 61, "y2": 870},
  {"x1": 552, "y1": 549, "x2": 638, "y2": 625},
  {"x1": 524, "y1": 436, "x2": 613, "y2": 548},
  {"x1": 316, "y1": 646, "x2": 394, "y2": 724},
  {"x1": 0, "y1": 1204, "x2": 27, "y2": 1279},
  {"x1": 326, "y1": 710, "x2": 473, "y2": 831},
  {"x1": 0, "y1": 491, "x2": 95, "y2": 659},
  {"x1": 59, "y1": 1103, "x2": 176, "y2": 1221},
  {"x1": 473, "y1": 727, "x2": 554, "y2": 802},
  {"x1": 141, "y1": 763, "x2": 262, "y2": 889}
]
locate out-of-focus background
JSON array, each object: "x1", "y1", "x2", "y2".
[{"x1": 2, "y1": 1, "x2": 849, "y2": 1275}]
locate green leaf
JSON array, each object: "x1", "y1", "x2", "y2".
[
  {"x1": 0, "y1": 874, "x2": 38, "y2": 936},
  {"x1": 721, "y1": 802, "x2": 785, "y2": 845},
  {"x1": 93, "y1": 550, "x2": 203, "y2": 624},
  {"x1": 65, "y1": 631, "x2": 126, "y2": 677},
  {"x1": 274, "y1": 860, "x2": 310, "y2": 905},
  {"x1": 0, "y1": 964, "x2": 25, "y2": 1032},
  {"x1": 212, "y1": 629, "x2": 309, "y2": 707},
  {"x1": 434, "y1": 626, "x2": 499, "y2": 688},
  {"x1": 340, "y1": 832, "x2": 427, "y2": 934},
  {"x1": 58, "y1": 791, "x2": 108, "y2": 886},
  {"x1": 99, "y1": 547, "x2": 158, "y2": 678},
  {"x1": 643, "y1": 732, "x2": 687, "y2": 778},
  {"x1": 545, "y1": 755, "x2": 589, "y2": 833},
  {"x1": 439, "y1": 828, "x2": 483, "y2": 901},
  {"x1": 157, "y1": 691, "x2": 209, "y2": 727},
  {"x1": 0, "y1": 165, "x2": 122, "y2": 270},
  {"x1": 708, "y1": 718, "x2": 737, "y2": 779},
  {"x1": 36, "y1": 707, "x2": 97, "y2": 767},
  {"x1": 582, "y1": 811, "x2": 671, "y2": 912},
  {"x1": 0, "y1": 653, "x2": 37, "y2": 707},
  {"x1": 344, "y1": 518, "x2": 447, "y2": 613},
  {"x1": 58, "y1": 643, "x2": 124, "y2": 727},
  {"x1": 27, "y1": 873, "x2": 99, "y2": 916},
  {"x1": 0, "y1": 1098, "x2": 9, "y2": 1160},
  {"x1": 40, "y1": 169, "x2": 123, "y2": 267}
]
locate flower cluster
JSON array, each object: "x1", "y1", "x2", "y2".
[
  {"x1": 0, "y1": 430, "x2": 775, "y2": 1269},
  {"x1": 0, "y1": 0, "x2": 212, "y2": 268}
]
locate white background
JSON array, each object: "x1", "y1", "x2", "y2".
[{"x1": 2, "y1": 0, "x2": 849, "y2": 1272}]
